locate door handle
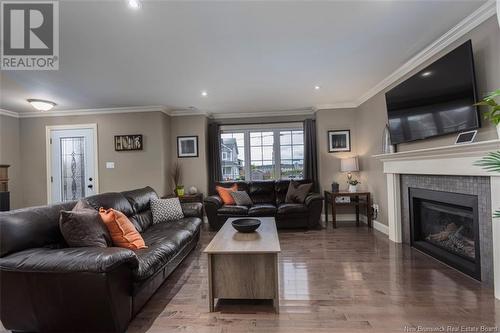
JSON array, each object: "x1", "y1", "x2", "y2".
[{"x1": 87, "y1": 184, "x2": 93, "y2": 189}]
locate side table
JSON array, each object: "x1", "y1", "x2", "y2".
[{"x1": 324, "y1": 191, "x2": 372, "y2": 229}]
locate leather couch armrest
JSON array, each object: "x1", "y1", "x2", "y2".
[
  {"x1": 204, "y1": 195, "x2": 222, "y2": 209},
  {"x1": 181, "y1": 202, "x2": 203, "y2": 218},
  {"x1": 0, "y1": 247, "x2": 139, "y2": 274},
  {"x1": 304, "y1": 193, "x2": 323, "y2": 207}
]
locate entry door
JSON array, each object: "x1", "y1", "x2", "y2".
[{"x1": 50, "y1": 128, "x2": 97, "y2": 203}]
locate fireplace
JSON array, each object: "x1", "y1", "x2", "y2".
[{"x1": 409, "y1": 187, "x2": 481, "y2": 280}]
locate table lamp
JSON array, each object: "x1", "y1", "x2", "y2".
[{"x1": 340, "y1": 156, "x2": 359, "y2": 181}]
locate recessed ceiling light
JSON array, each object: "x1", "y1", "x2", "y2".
[
  {"x1": 201, "y1": 91, "x2": 208, "y2": 97},
  {"x1": 421, "y1": 71, "x2": 432, "y2": 77},
  {"x1": 314, "y1": 85, "x2": 321, "y2": 90},
  {"x1": 128, "y1": 0, "x2": 141, "y2": 9},
  {"x1": 27, "y1": 99, "x2": 56, "y2": 111}
]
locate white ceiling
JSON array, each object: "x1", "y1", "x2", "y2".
[{"x1": 0, "y1": 0, "x2": 488, "y2": 116}]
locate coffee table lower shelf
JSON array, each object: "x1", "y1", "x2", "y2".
[{"x1": 207, "y1": 252, "x2": 279, "y2": 313}]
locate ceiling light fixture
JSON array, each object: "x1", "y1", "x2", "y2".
[
  {"x1": 421, "y1": 71, "x2": 433, "y2": 77},
  {"x1": 128, "y1": 0, "x2": 141, "y2": 9},
  {"x1": 27, "y1": 99, "x2": 57, "y2": 111},
  {"x1": 201, "y1": 91, "x2": 208, "y2": 97},
  {"x1": 314, "y1": 85, "x2": 321, "y2": 90}
]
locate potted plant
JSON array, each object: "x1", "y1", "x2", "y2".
[
  {"x1": 474, "y1": 88, "x2": 500, "y2": 218},
  {"x1": 348, "y1": 179, "x2": 360, "y2": 193},
  {"x1": 170, "y1": 162, "x2": 184, "y2": 197},
  {"x1": 475, "y1": 152, "x2": 500, "y2": 218},
  {"x1": 474, "y1": 89, "x2": 500, "y2": 138}
]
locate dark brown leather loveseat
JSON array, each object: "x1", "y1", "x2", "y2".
[
  {"x1": 0, "y1": 187, "x2": 202, "y2": 333},
  {"x1": 204, "y1": 180, "x2": 323, "y2": 230}
]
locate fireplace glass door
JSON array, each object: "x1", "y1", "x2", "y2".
[{"x1": 409, "y1": 187, "x2": 480, "y2": 280}]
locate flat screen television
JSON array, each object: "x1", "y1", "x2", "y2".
[{"x1": 385, "y1": 40, "x2": 479, "y2": 145}]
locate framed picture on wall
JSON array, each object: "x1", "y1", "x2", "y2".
[
  {"x1": 328, "y1": 130, "x2": 351, "y2": 153},
  {"x1": 177, "y1": 136, "x2": 199, "y2": 158},
  {"x1": 114, "y1": 135, "x2": 143, "y2": 151}
]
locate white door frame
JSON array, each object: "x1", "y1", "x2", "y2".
[{"x1": 46, "y1": 124, "x2": 99, "y2": 204}]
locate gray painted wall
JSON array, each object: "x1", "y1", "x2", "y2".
[
  {"x1": 16, "y1": 111, "x2": 171, "y2": 207},
  {"x1": 356, "y1": 16, "x2": 500, "y2": 226}
]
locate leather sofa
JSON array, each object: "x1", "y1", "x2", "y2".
[
  {"x1": 0, "y1": 187, "x2": 202, "y2": 333},
  {"x1": 205, "y1": 180, "x2": 323, "y2": 230}
]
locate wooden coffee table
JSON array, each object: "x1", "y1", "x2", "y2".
[{"x1": 204, "y1": 217, "x2": 281, "y2": 313}]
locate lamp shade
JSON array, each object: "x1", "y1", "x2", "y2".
[{"x1": 340, "y1": 156, "x2": 359, "y2": 172}]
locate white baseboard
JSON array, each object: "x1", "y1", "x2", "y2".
[{"x1": 321, "y1": 214, "x2": 389, "y2": 236}]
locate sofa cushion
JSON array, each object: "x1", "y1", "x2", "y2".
[
  {"x1": 277, "y1": 203, "x2": 308, "y2": 215},
  {"x1": 217, "y1": 205, "x2": 248, "y2": 215},
  {"x1": 59, "y1": 200, "x2": 111, "y2": 248},
  {"x1": 0, "y1": 201, "x2": 76, "y2": 258},
  {"x1": 230, "y1": 191, "x2": 253, "y2": 206},
  {"x1": 151, "y1": 198, "x2": 184, "y2": 224},
  {"x1": 87, "y1": 192, "x2": 134, "y2": 217},
  {"x1": 129, "y1": 210, "x2": 153, "y2": 234},
  {"x1": 275, "y1": 180, "x2": 311, "y2": 204},
  {"x1": 134, "y1": 217, "x2": 201, "y2": 281},
  {"x1": 99, "y1": 208, "x2": 147, "y2": 250},
  {"x1": 216, "y1": 184, "x2": 238, "y2": 205},
  {"x1": 248, "y1": 204, "x2": 277, "y2": 217},
  {"x1": 248, "y1": 181, "x2": 275, "y2": 204},
  {"x1": 285, "y1": 181, "x2": 313, "y2": 204},
  {"x1": 122, "y1": 187, "x2": 158, "y2": 231}
]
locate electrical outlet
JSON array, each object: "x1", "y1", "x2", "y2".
[{"x1": 372, "y1": 204, "x2": 379, "y2": 214}]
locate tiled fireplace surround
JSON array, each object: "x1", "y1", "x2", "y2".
[
  {"x1": 374, "y1": 139, "x2": 500, "y2": 299},
  {"x1": 401, "y1": 175, "x2": 492, "y2": 284}
]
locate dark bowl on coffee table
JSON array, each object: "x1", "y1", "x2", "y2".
[{"x1": 231, "y1": 218, "x2": 261, "y2": 233}]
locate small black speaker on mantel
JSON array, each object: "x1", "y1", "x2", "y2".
[{"x1": 331, "y1": 182, "x2": 339, "y2": 193}]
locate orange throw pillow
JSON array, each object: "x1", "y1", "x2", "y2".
[
  {"x1": 216, "y1": 184, "x2": 238, "y2": 205},
  {"x1": 99, "y1": 208, "x2": 147, "y2": 250}
]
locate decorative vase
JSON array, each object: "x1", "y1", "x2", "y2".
[
  {"x1": 496, "y1": 123, "x2": 500, "y2": 139},
  {"x1": 348, "y1": 184, "x2": 357, "y2": 193},
  {"x1": 382, "y1": 124, "x2": 396, "y2": 154},
  {"x1": 175, "y1": 185, "x2": 185, "y2": 197}
]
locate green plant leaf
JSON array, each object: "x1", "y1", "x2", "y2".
[
  {"x1": 494, "y1": 210, "x2": 500, "y2": 219},
  {"x1": 484, "y1": 89, "x2": 500, "y2": 99},
  {"x1": 474, "y1": 151, "x2": 500, "y2": 173}
]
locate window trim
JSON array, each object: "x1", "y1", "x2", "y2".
[{"x1": 221, "y1": 123, "x2": 304, "y2": 181}]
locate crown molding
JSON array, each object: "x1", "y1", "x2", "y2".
[
  {"x1": 169, "y1": 107, "x2": 209, "y2": 117},
  {"x1": 0, "y1": 109, "x2": 20, "y2": 118},
  {"x1": 210, "y1": 108, "x2": 314, "y2": 119},
  {"x1": 313, "y1": 103, "x2": 358, "y2": 111},
  {"x1": 13, "y1": 105, "x2": 169, "y2": 118},
  {"x1": 356, "y1": 0, "x2": 497, "y2": 107}
]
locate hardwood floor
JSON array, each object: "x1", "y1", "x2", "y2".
[
  {"x1": 1, "y1": 222, "x2": 497, "y2": 332},
  {"x1": 127, "y1": 223, "x2": 499, "y2": 333}
]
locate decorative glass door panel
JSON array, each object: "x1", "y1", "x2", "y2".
[{"x1": 60, "y1": 137, "x2": 86, "y2": 201}]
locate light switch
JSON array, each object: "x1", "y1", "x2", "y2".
[{"x1": 106, "y1": 162, "x2": 115, "y2": 169}]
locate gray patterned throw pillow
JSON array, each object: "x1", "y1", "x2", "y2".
[
  {"x1": 151, "y1": 198, "x2": 184, "y2": 224},
  {"x1": 230, "y1": 191, "x2": 253, "y2": 206}
]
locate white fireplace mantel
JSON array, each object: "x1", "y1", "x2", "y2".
[{"x1": 373, "y1": 139, "x2": 500, "y2": 299}]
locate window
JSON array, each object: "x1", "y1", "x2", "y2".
[
  {"x1": 220, "y1": 125, "x2": 304, "y2": 181},
  {"x1": 250, "y1": 131, "x2": 274, "y2": 180},
  {"x1": 221, "y1": 132, "x2": 245, "y2": 181},
  {"x1": 279, "y1": 130, "x2": 304, "y2": 179}
]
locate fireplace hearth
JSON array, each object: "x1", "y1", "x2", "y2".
[{"x1": 409, "y1": 187, "x2": 481, "y2": 280}]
